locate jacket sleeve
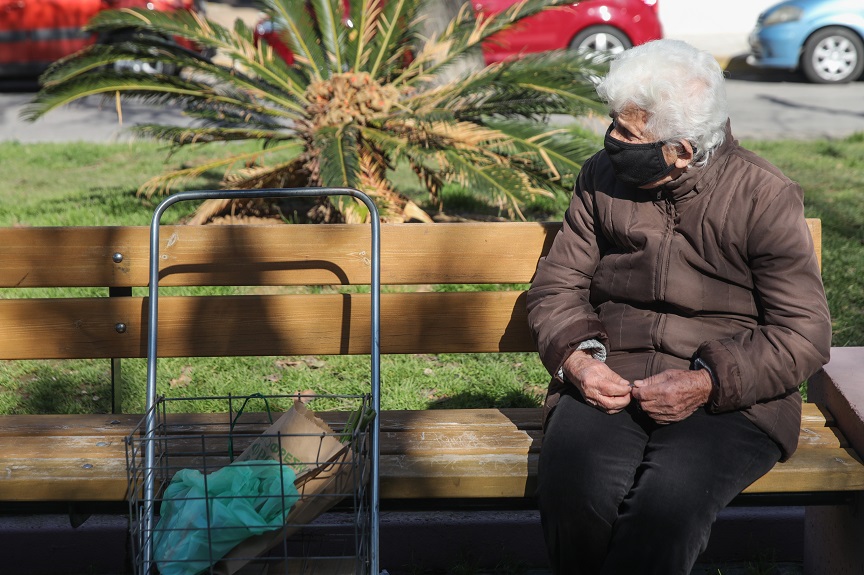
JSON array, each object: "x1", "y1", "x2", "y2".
[
  {"x1": 526, "y1": 166, "x2": 609, "y2": 378},
  {"x1": 697, "y1": 182, "x2": 831, "y2": 412}
]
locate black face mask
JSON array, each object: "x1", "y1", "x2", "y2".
[{"x1": 603, "y1": 124, "x2": 677, "y2": 188}]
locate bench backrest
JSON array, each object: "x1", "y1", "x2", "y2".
[{"x1": 0, "y1": 220, "x2": 822, "y2": 360}]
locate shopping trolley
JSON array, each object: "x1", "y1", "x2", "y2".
[{"x1": 125, "y1": 188, "x2": 381, "y2": 575}]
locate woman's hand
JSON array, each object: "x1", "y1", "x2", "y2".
[
  {"x1": 631, "y1": 369, "x2": 713, "y2": 423},
  {"x1": 562, "y1": 350, "x2": 632, "y2": 414}
]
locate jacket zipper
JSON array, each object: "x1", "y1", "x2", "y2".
[
  {"x1": 657, "y1": 196, "x2": 676, "y2": 301},
  {"x1": 651, "y1": 196, "x2": 676, "y2": 351}
]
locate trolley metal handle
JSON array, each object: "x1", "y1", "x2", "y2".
[{"x1": 142, "y1": 187, "x2": 381, "y2": 575}]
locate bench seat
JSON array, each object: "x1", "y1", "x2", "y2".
[{"x1": 2, "y1": 402, "x2": 863, "y2": 503}]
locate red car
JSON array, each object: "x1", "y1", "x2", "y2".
[
  {"x1": 0, "y1": 0, "x2": 202, "y2": 76},
  {"x1": 479, "y1": 0, "x2": 663, "y2": 63},
  {"x1": 254, "y1": 0, "x2": 663, "y2": 67}
]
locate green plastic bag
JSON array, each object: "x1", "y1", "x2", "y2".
[{"x1": 153, "y1": 460, "x2": 299, "y2": 575}]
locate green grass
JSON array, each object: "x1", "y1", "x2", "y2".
[
  {"x1": 745, "y1": 136, "x2": 864, "y2": 346},
  {"x1": 1, "y1": 135, "x2": 862, "y2": 415}
]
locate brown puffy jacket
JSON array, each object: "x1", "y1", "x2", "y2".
[{"x1": 527, "y1": 123, "x2": 831, "y2": 460}]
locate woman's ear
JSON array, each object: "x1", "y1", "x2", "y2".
[{"x1": 674, "y1": 139, "x2": 695, "y2": 168}]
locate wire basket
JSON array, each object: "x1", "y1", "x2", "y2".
[{"x1": 126, "y1": 393, "x2": 373, "y2": 575}]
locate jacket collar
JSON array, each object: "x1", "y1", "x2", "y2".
[{"x1": 654, "y1": 120, "x2": 736, "y2": 201}]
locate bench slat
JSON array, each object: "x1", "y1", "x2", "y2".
[
  {"x1": 0, "y1": 292, "x2": 533, "y2": 359},
  {"x1": 0, "y1": 416, "x2": 842, "y2": 463},
  {"x1": 0, "y1": 220, "x2": 819, "y2": 289},
  {"x1": 378, "y1": 447, "x2": 864, "y2": 499},
  {"x1": 0, "y1": 403, "x2": 832, "y2": 435},
  {"x1": 0, "y1": 223, "x2": 556, "y2": 288},
  {"x1": 0, "y1": 458, "x2": 129, "y2": 501},
  {"x1": 748, "y1": 448, "x2": 864, "y2": 493},
  {"x1": 5, "y1": 445, "x2": 864, "y2": 503},
  {"x1": 4, "y1": 444, "x2": 862, "y2": 503}
]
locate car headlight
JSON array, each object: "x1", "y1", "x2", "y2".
[{"x1": 762, "y1": 5, "x2": 803, "y2": 26}]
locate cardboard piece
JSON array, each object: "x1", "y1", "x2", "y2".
[{"x1": 210, "y1": 401, "x2": 366, "y2": 575}]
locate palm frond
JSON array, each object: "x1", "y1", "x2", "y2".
[
  {"x1": 315, "y1": 125, "x2": 362, "y2": 188},
  {"x1": 390, "y1": 0, "x2": 477, "y2": 85},
  {"x1": 422, "y1": 120, "x2": 513, "y2": 156},
  {"x1": 486, "y1": 50, "x2": 608, "y2": 111},
  {"x1": 462, "y1": 0, "x2": 569, "y2": 46},
  {"x1": 310, "y1": 0, "x2": 346, "y2": 72},
  {"x1": 368, "y1": 117, "x2": 546, "y2": 217},
  {"x1": 36, "y1": 48, "x2": 143, "y2": 88},
  {"x1": 30, "y1": 35, "x2": 312, "y2": 120},
  {"x1": 186, "y1": 156, "x2": 312, "y2": 224},
  {"x1": 137, "y1": 141, "x2": 305, "y2": 197},
  {"x1": 439, "y1": 149, "x2": 549, "y2": 220},
  {"x1": 268, "y1": 0, "x2": 330, "y2": 80},
  {"x1": 484, "y1": 119, "x2": 599, "y2": 187},
  {"x1": 220, "y1": 157, "x2": 310, "y2": 190},
  {"x1": 346, "y1": 0, "x2": 384, "y2": 70},
  {"x1": 406, "y1": 49, "x2": 605, "y2": 119},
  {"x1": 357, "y1": 149, "x2": 432, "y2": 222},
  {"x1": 360, "y1": 124, "x2": 451, "y2": 206},
  {"x1": 23, "y1": 71, "x2": 195, "y2": 121},
  {"x1": 35, "y1": 24, "x2": 310, "y2": 117},
  {"x1": 175, "y1": 104, "x2": 296, "y2": 134},
  {"x1": 85, "y1": 8, "x2": 313, "y2": 101},
  {"x1": 85, "y1": 8, "x2": 233, "y2": 56},
  {"x1": 220, "y1": 18, "x2": 311, "y2": 100},
  {"x1": 400, "y1": 0, "x2": 567, "y2": 86},
  {"x1": 130, "y1": 124, "x2": 296, "y2": 145},
  {"x1": 24, "y1": 68, "x2": 303, "y2": 125},
  {"x1": 367, "y1": 0, "x2": 420, "y2": 78}
]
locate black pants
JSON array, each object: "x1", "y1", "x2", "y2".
[{"x1": 537, "y1": 391, "x2": 782, "y2": 575}]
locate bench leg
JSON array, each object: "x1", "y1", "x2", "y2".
[
  {"x1": 805, "y1": 348, "x2": 864, "y2": 575},
  {"x1": 805, "y1": 496, "x2": 864, "y2": 574}
]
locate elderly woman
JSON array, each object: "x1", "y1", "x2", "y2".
[{"x1": 527, "y1": 39, "x2": 831, "y2": 574}]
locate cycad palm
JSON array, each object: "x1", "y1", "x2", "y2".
[{"x1": 25, "y1": 0, "x2": 607, "y2": 223}]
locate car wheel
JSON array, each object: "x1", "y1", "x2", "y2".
[
  {"x1": 801, "y1": 26, "x2": 864, "y2": 84},
  {"x1": 113, "y1": 59, "x2": 177, "y2": 76},
  {"x1": 103, "y1": 29, "x2": 179, "y2": 76},
  {"x1": 569, "y1": 26, "x2": 632, "y2": 55}
]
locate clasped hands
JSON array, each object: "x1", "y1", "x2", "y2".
[{"x1": 562, "y1": 350, "x2": 713, "y2": 424}]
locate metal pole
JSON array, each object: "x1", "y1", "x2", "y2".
[
  {"x1": 141, "y1": 187, "x2": 381, "y2": 574},
  {"x1": 351, "y1": 192, "x2": 381, "y2": 575}
]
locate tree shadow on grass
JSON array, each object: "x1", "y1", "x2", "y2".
[
  {"x1": 426, "y1": 389, "x2": 542, "y2": 410},
  {"x1": 6, "y1": 361, "x2": 113, "y2": 415}
]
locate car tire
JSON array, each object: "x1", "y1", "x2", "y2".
[
  {"x1": 113, "y1": 59, "x2": 178, "y2": 76},
  {"x1": 569, "y1": 26, "x2": 632, "y2": 55},
  {"x1": 801, "y1": 26, "x2": 864, "y2": 84},
  {"x1": 103, "y1": 29, "x2": 179, "y2": 76}
]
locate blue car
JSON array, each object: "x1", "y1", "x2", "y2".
[{"x1": 748, "y1": 0, "x2": 864, "y2": 83}]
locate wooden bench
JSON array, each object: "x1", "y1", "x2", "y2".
[{"x1": 1, "y1": 219, "x2": 863, "y2": 570}]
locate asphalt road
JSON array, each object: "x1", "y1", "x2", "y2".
[
  {"x1": 2, "y1": 59, "x2": 864, "y2": 143},
  {"x1": 723, "y1": 58, "x2": 864, "y2": 141}
]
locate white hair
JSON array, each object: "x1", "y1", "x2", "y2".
[{"x1": 596, "y1": 39, "x2": 729, "y2": 165}]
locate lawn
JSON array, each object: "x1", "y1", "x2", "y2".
[{"x1": 0, "y1": 134, "x2": 862, "y2": 415}]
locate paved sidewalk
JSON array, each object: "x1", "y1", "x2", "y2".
[{"x1": 204, "y1": 0, "x2": 261, "y2": 29}]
